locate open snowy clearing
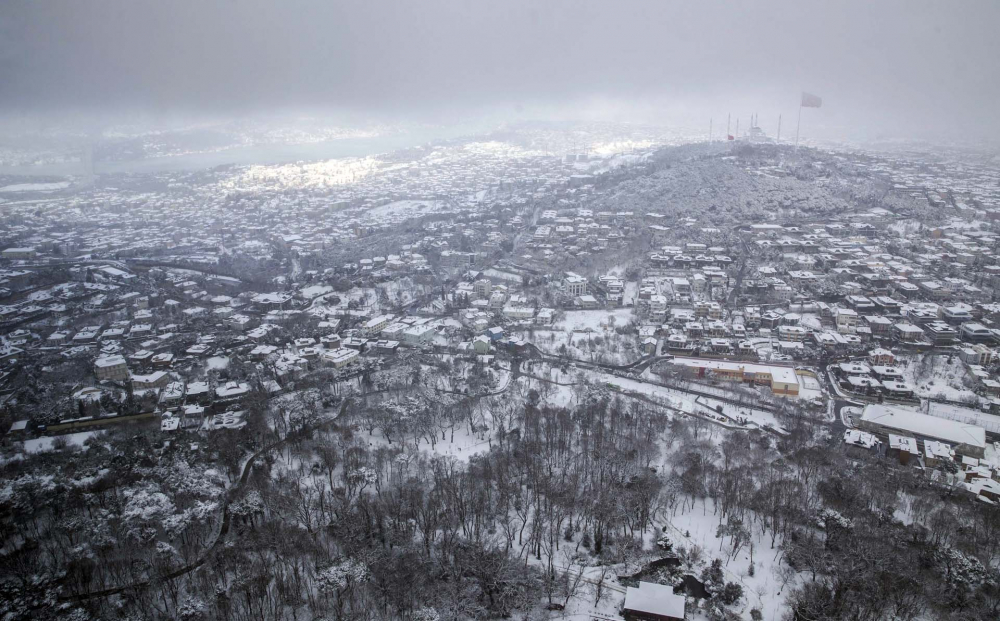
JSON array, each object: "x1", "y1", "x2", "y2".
[
  {"x1": 553, "y1": 308, "x2": 635, "y2": 332},
  {"x1": 206, "y1": 356, "x2": 230, "y2": 370},
  {"x1": 899, "y1": 353, "x2": 979, "y2": 403},
  {"x1": 523, "y1": 362, "x2": 787, "y2": 433},
  {"x1": 522, "y1": 329, "x2": 640, "y2": 366},
  {"x1": 22, "y1": 431, "x2": 101, "y2": 453},
  {"x1": 661, "y1": 498, "x2": 796, "y2": 620},
  {"x1": 299, "y1": 284, "x2": 333, "y2": 298}
]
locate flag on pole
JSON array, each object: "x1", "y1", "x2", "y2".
[
  {"x1": 801, "y1": 92, "x2": 822, "y2": 108},
  {"x1": 727, "y1": 135, "x2": 734, "y2": 141}
]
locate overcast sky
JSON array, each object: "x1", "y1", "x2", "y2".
[{"x1": 2, "y1": 0, "x2": 998, "y2": 139}]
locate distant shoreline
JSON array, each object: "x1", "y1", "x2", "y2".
[{"x1": 0, "y1": 127, "x2": 469, "y2": 177}]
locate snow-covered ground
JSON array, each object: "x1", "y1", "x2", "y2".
[
  {"x1": 521, "y1": 330, "x2": 639, "y2": 366},
  {"x1": 519, "y1": 361, "x2": 795, "y2": 617},
  {"x1": 517, "y1": 309, "x2": 639, "y2": 366},
  {"x1": 899, "y1": 353, "x2": 979, "y2": 403},
  {"x1": 411, "y1": 424, "x2": 493, "y2": 463},
  {"x1": 206, "y1": 356, "x2": 230, "y2": 370},
  {"x1": 662, "y1": 498, "x2": 795, "y2": 620},
  {"x1": 796, "y1": 374, "x2": 824, "y2": 401},
  {"x1": 524, "y1": 362, "x2": 787, "y2": 433},
  {"x1": 553, "y1": 309, "x2": 635, "y2": 332},
  {"x1": 604, "y1": 371, "x2": 786, "y2": 432},
  {"x1": 22, "y1": 431, "x2": 100, "y2": 453},
  {"x1": 622, "y1": 281, "x2": 639, "y2": 306},
  {"x1": 300, "y1": 284, "x2": 333, "y2": 299},
  {"x1": 516, "y1": 374, "x2": 579, "y2": 409}
]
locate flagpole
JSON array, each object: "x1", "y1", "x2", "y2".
[
  {"x1": 709, "y1": 118, "x2": 713, "y2": 143},
  {"x1": 777, "y1": 114, "x2": 782, "y2": 143},
  {"x1": 795, "y1": 104, "x2": 802, "y2": 150}
]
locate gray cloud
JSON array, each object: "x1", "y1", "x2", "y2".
[{"x1": 1, "y1": 0, "x2": 998, "y2": 138}]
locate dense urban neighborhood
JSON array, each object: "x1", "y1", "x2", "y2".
[{"x1": 3, "y1": 120, "x2": 1000, "y2": 621}]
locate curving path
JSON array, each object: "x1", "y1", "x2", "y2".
[{"x1": 61, "y1": 398, "x2": 352, "y2": 602}]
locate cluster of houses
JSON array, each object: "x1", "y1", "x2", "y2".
[
  {"x1": 4, "y1": 125, "x2": 1000, "y2": 495},
  {"x1": 844, "y1": 403, "x2": 1000, "y2": 503}
]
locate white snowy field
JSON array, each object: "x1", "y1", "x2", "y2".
[
  {"x1": 796, "y1": 374, "x2": 824, "y2": 401},
  {"x1": 661, "y1": 498, "x2": 795, "y2": 620},
  {"x1": 520, "y1": 363, "x2": 788, "y2": 433},
  {"x1": 521, "y1": 329, "x2": 640, "y2": 366},
  {"x1": 413, "y1": 424, "x2": 493, "y2": 462},
  {"x1": 553, "y1": 309, "x2": 635, "y2": 332},
  {"x1": 899, "y1": 353, "x2": 979, "y2": 403},
  {"x1": 299, "y1": 284, "x2": 333, "y2": 299},
  {"x1": 594, "y1": 369, "x2": 787, "y2": 432},
  {"x1": 22, "y1": 431, "x2": 100, "y2": 453},
  {"x1": 344, "y1": 403, "x2": 496, "y2": 465},
  {"x1": 206, "y1": 356, "x2": 230, "y2": 370}
]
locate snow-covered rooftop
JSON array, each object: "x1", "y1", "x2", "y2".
[{"x1": 862, "y1": 404, "x2": 986, "y2": 449}]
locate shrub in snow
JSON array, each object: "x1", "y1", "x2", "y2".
[
  {"x1": 933, "y1": 545, "x2": 990, "y2": 606},
  {"x1": 701, "y1": 558, "x2": 725, "y2": 593},
  {"x1": 346, "y1": 467, "x2": 378, "y2": 495},
  {"x1": 718, "y1": 581, "x2": 743, "y2": 606},
  {"x1": 316, "y1": 558, "x2": 370, "y2": 594},
  {"x1": 703, "y1": 598, "x2": 741, "y2": 621},
  {"x1": 412, "y1": 607, "x2": 441, "y2": 621},
  {"x1": 230, "y1": 491, "x2": 265, "y2": 519},
  {"x1": 122, "y1": 487, "x2": 176, "y2": 522},
  {"x1": 155, "y1": 541, "x2": 181, "y2": 562},
  {"x1": 177, "y1": 596, "x2": 208, "y2": 621},
  {"x1": 816, "y1": 508, "x2": 852, "y2": 531}
]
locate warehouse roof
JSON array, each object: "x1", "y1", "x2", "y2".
[{"x1": 861, "y1": 404, "x2": 985, "y2": 449}]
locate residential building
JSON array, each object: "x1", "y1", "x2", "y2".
[
  {"x1": 836, "y1": 308, "x2": 858, "y2": 334},
  {"x1": 94, "y1": 355, "x2": 129, "y2": 382},
  {"x1": 564, "y1": 272, "x2": 587, "y2": 296}
]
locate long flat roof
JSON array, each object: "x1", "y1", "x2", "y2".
[
  {"x1": 861, "y1": 404, "x2": 986, "y2": 449},
  {"x1": 672, "y1": 356, "x2": 798, "y2": 385}
]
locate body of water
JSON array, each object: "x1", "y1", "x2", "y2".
[{"x1": 0, "y1": 126, "x2": 474, "y2": 177}]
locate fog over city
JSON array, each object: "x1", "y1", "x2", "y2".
[
  {"x1": 3, "y1": 3, "x2": 1000, "y2": 621},
  {"x1": 2, "y1": 0, "x2": 999, "y2": 140}
]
